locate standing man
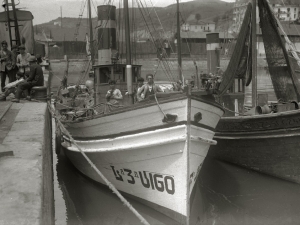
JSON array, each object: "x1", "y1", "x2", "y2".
[
  {"x1": 7, "y1": 45, "x2": 19, "y2": 84},
  {"x1": 0, "y1": 40, "x2": 13, "y2": 92},
  {"x1": 16, "y1": 45, "x2": 31, "y2": 77},
  {"x1": 12, "y1": 56, "x2": 44, "y2": 103},
  {"x1": 138, "y1": 74, "x2": 163, "y2": 100}
]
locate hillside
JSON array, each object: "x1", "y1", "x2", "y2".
[{"x1": 35, "y1": 0, "x2": 234, "y2": 42}]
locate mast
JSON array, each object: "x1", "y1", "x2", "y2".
[
  {"x1": 4, "y1": 0, "x2": 20, "y2": 46},
  {"x1": 4, "y1": 0, "x2": 12, "y2": 45},
  {"x1": 124, "y1": 0, "x2": 131, "y2": 65},
  {"x1": 87, "y1": 0, "x2": 94, "y2": 65},
  {"x1": 251, "y1": 0, "x2": 257, "y2": 107},
  {"x1": 177, "y1": 0, "x2": 182, "y2": 81},
  {"x1": 11, "y1": 0, "x2": 20, "y2": 46}
]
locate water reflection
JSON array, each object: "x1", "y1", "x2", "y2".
[{"x1": 54, "y1": 150, "x2": 300, "y2": 225}]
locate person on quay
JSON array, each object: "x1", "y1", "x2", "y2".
[
  {"x1": 138, "y1": 73, "x2": 163, "y2": 100},
  {"x1": 0, "y1": 40, "x2": 14, "y2": 92},
  {"x1": 0, "y1": 71, "x2": 25, "y2": 101},
  {"x1": 12, "y1": 55, "x2": 44, "y2": 103},
  {"x1": 105, "y1": 80, "x2": 123, "y2": 102},
  {"x1": 16, "y1": 45, "x2": 31, "y2": 77},
  {"x1": 6, "y1": 45, "x2": 19, "y2": 83}
]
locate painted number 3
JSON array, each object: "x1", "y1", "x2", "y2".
[{"x1": 111, "y1": 166, "x2": 135, "y2": 184}]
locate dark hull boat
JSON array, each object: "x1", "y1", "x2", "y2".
[
  {"x1": 209, "y1": 110, "x2": 300, "y2": 183},
  {"x1": 208, "y1": 0, "x2": 300, "y2": 184}
]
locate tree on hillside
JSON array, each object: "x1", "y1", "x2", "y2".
[
  {"x1": 195, "y1": 13, "x2": 201, "y2": 23},
  {"x1": 213, "y1": 16, "x2": 219, "y2": 23}
]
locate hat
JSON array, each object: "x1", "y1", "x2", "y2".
[
  {"x1": 146, "y1": 74, "x2": 154, "y2": 79},
  {"x1": 28, "y1": 55, "x2": 37, "y2": 62},
  {"x1": 19, "y1": 45, "x2": 25, "y2": 50},
  {"x1": 11, "y1": 45, "x2": 18, "y2": 50},
  {"x1": 137, "y1": 77, "x2": 144, "y2": 82},
  {"x1": 108, "y1": 80, "x2": 116, "y2": 85}
]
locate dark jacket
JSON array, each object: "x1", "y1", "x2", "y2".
[{"x1": 27, "y1": 63, "x2": 44, "y2": 86}]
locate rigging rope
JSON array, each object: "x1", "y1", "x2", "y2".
[{"x1": 137, "y1": 0, "x2": 175, "y2": 82}]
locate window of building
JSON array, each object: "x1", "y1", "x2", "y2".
[
  {"x1": 295, "y1": 14, "x2": 297, "y2": 19},
  {"x1": 287, "y1": 8, "x2": 290, "y2": 12}
]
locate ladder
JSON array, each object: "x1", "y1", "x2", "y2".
[{"x1": 4, "y1": 0, "x2": 20, "y2": 47}]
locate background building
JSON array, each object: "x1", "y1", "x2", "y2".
[{"x1": 232, "y1": 0, "x2": 300, "y2": 33}]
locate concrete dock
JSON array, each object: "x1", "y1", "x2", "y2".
[{"x1": 0, "y1": 101, "x2": 53, "y2": 225}]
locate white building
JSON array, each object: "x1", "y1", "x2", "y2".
[
  {"x1": 54, "y1": 21, "x2": 61, "y2": 26},
  {"x1": 272, "y1": 4, "x2": 300, "y2": 21},
  {"x1": 181, "y1": 20, "x2": 215, "y2": 32},
  {"x1": 232, "y1": 0, "x2": 300, "y2": 33}
]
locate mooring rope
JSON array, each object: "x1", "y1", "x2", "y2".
[{"x1": 47, "y1": 102, "x2": 150, "y2": 225}]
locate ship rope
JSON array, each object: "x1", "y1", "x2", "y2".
[
  {"x1": 137, "y1": 0, "x2": 174, "y2": 81},
  {"x1": 47, "y1": 102, "x2": 150, "y2": 225},
  {"x1": 137, "y1": 0, "x2": 177, "y2": 82},
  {"x1": 147, "y1": 0, "x2": 185, "y2": 82}
]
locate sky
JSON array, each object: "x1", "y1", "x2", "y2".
[{"x1": 0, "y1": 0, "x2": 235, "y2": 25}]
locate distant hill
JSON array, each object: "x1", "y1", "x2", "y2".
[{"x1": 34, "y1": 0, "x2": 234, "y2": 42}]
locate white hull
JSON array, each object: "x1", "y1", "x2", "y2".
[
  {"x1": 60, "y1": 96, "x2": 224, "y2": 221},
  {"x1": 62, "y1": 97, "x2": 222, "y2": 139}
]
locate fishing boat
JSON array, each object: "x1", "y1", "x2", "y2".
[
  {"x1": 208, "y1": 0, "x2": 300, "y2": 184},
  {"x1": 55, "y1": 0, "x2": 224, "y2": 223}
]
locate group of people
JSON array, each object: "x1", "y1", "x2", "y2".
[
  {"x1": 0, "y1": 41, "x2": 44, "y2": 102},
  {"x1": 105, "y1": 74, "x2": 164, "y2": 104}
]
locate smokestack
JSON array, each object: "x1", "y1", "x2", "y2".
[{"x1": 96, "y1": 5, "x2": 117, "y2": 65}]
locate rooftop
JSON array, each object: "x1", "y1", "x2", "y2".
[{"x1": 181, "y1": 31, "x2": 234, "y2": 39}]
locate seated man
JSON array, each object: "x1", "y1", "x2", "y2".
[
  {"x1": 138, "y1": 74, "x2": 163, "y2": 100},
  {"x1": 105, "y1": 80, "x2": 123, "y2": 102},
  {"x1": 12, "y1": 55, "x2": 44, "y2": 103},
  {"x1": 0, "y1": 71, "x2": 24, "y2": 101}
]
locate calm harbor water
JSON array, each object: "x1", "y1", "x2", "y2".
[{"x1": 53, "y1": 147, "x2": 300, "y2": 225}]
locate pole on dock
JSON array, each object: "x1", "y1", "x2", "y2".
[
  {"x1": 251, "y1": 0, "x2": 257, "y2": 107},
  {"x1": 206, "y1": 33, "x2": 220, "y2": 75},
  {"x1": 176, "y1": 0, "x2": 182, "y2": 81}
]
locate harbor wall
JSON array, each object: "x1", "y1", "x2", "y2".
[
  {"x1": 0, "y1": 103, "x2": 54, "y2": 224},
  {"x1": 41, "y1": 107, "x2": 54, "y2": 225}
]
